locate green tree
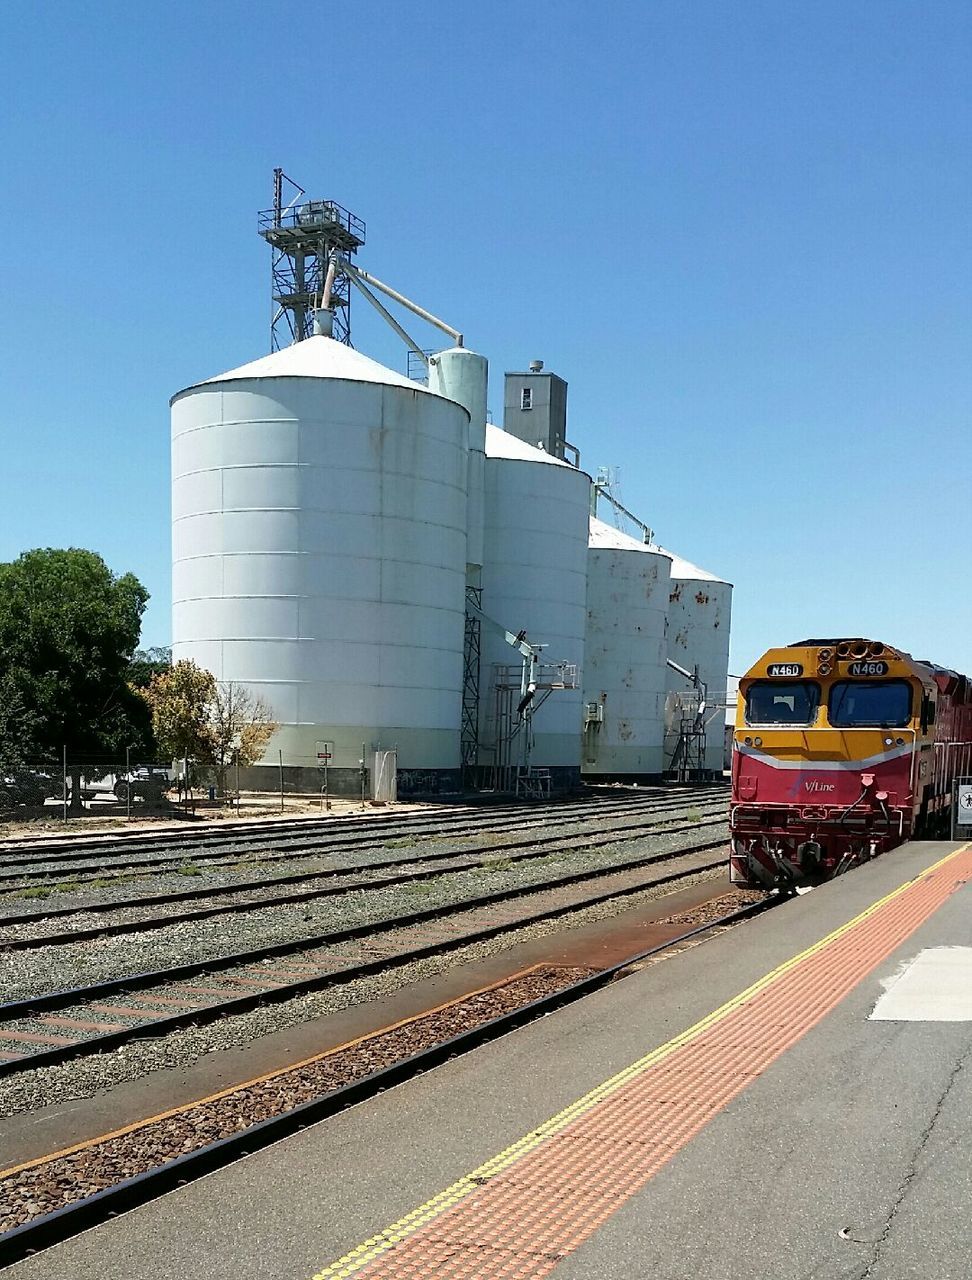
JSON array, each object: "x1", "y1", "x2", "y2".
[
  {"x1": 145, "y1": 660, "x2": 217, "y2": 762},
  {"x1": 202, "y1": 681, "x2": 278, "y2": 796},
  {"x1": 0, "y1": 549, "x2": 152, "y2": 810},
  {"x1": 0, "y1": 675, "x2": 39, "y2": 772},
  {"x1": 145, "y1": 663, "x2": 278, "y2": 800},
  {"x1": 128, "y1": 646, "x2": 172, "y2": 691}
]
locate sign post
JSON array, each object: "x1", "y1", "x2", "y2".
[
  {"x1": 954, "y1": 777, "x2": 972, "y2": 841},
  {"x1": 316, "y1": 741, "x2": 334, "y2": 812}
]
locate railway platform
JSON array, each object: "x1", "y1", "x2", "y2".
[{"x1": 7, "y1": 838, "x2": 971, "y2": 1280}]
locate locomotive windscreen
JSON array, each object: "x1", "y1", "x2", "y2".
[
  {"x1": 745, "y1": 681, "x2": 820, "y2": 726},
  {"x1": 828, "y1": 680, "x2": 912, "y2": 728}
]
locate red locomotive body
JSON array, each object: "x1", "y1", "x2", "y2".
[{"x1": 730, "y1": 639, "x2": 972, "y2": 889}]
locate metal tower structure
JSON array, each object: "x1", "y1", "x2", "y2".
[
  {"x1": 664, "y1": 660, "x2": 708, "y2": 782},
  {"x1": 591, "y1": 467, "x2": 653, "y2": 544},
  {"x1": 666, "y1": 690, "x2": 707, "y2": 782},
  {"x1": 461, "y1": 585, "x2": 483, "y2": 783},
  {"x1": 258, "y1": 169, "x2": 365, "y2": 349}
]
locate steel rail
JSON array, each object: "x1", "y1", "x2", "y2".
[
  {"x1": 0, "y1": 798, "x2": 483, "y2": 853},
  {"x1": 4, "y1": 786, "x2": 659, "y2": 852},
  {"x1": 0, "y1": 895, "x2": 774, "y2": 1266},
  {"x1": 0, "y1": 834, "x2": 727, "y2": 1018},
  {"x1": 0, "y1": 811, "x2": 726, "y2": 943},
  {"x1": 0, "y1": 793, "x2": 726, "y2": 886},
  {"x1": 0, "y1": 840, "x2": 728, "y2": 1076},
  {"x1": 0, "y1": 790, "x2": 652, "y2": 859},
  {"x1": 0, "y1": 797, "x2": 724, "y2": 896},
  {"x1": 0, "y1": 781, "x2": 711, "y2": 848},
  {"x1": 0, "y1": 786, "x2": 722, "y2": 860},
  {"x1": 0, "y1": 787, "x2": 726, "y2": 870}
]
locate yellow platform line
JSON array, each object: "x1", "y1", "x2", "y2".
[{"x1": 312, "y1": 843, "x2": 970, "y2": 1279}]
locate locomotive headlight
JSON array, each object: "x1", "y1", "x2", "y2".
[
  {"x1": 884, "y1": 737, "x2": 893, "y2": 746},
  {"x1": 744, "y1": 736, "x2": 753, "y2": 746},
  {"x1": 754, "y1": 737, "x2": 763, "y2": 747},
  {"x1": 896, "y1": 737, "x2": 904, "y2": 746}
]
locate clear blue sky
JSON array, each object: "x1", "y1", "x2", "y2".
[{"x1": 1, "y1": 1, "x2": 970, "y2": 678}]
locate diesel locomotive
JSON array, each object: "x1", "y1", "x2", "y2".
[{"x1": 730, "y1": 638, "x2": 972, "y2": 889}]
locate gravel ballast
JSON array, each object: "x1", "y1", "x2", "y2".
[
  {"x1": 0, "y1": 802, "x2": 726, "y2": 928},
  {"x1": 0, "y1": 965, "x2": 598, "y2": 1235},
  {"x1": 0, "y1": 885, "x2": 764, "y2": 1240},
  {"x1": 0, "y1": 793, "x2": 725, "y2": 898},
  {"x1": 0, "y1": 820, "x2": 727, "y2": 1003},
  {"x1": 0, "y1": 870, "x2": 752, "y2": 1118}
]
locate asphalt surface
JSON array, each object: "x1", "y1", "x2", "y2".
[{"x1": 5, "y1": 840, "x2": 969, "y2": 1280}]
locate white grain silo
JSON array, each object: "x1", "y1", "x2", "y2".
[
  {"x1": 479, "y1": 425, "x2": 591, "y2": 789},
  {"x1": 170, "y1": 334, "x2": 470, "y2": 794},
  {"x1": 427, "y1": 347, "x2": 487, "y2": 581},
  {"x1": 660, "y1": 548, "x2": 732, "y2": 776},
  {"x1": 583, "y1": 518, "x2": 673, "y2": 780}
]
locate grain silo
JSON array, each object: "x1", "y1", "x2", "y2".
[
  {"x1": 170, "y1": 333, "x2": 470, "y2": 794},
  {"x1": 478, "y1": 424, "x2": 591, "y2": 789},
  {"x1": 427, "y1": 346, "x2": 487, "y2": 582},
  {"x1": 660, "y1": 548, "x2": 732, "y2": 777},
  {"x1": 582, "y1": 517, "x2": 673, "y2": 779}
]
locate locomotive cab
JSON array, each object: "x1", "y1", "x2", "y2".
[{"x1": 728, "y1": 638, "x2": 956, "y2": 889}]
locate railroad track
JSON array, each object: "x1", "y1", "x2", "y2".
[
  {"x1": 0, "y1": 891, "x2": 774, "y2": 1265},
  {"x1": 0, "y1": 785, "x2": 726, "y2": 866},
  {"x1": 0, "y1": 786, "x2": 721, "y2": 860},
  {"x1": 0, "y1": 784, "x2": 722, "y2": 858},
  {"x1": 0, "y1": 807, "x2": 727, "y2": 947},
  {"x1": 0, "y1": 833, "x2": 728, "y2": 1075},
  {"x1": 0, "y1": 789, "x2": 726, "y2": 888}
]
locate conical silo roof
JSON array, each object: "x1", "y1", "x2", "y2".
[
  {"x1": 172, "y1": 334, "x2": 439, "y2": 402},
  {"x1": 484, "y1": 423, "x2": 575, "y2": 467},
  {"x1": 653, "y1": 544, "x2": 730, "y2": 584},
  {"x1": 588, "y1": 516, "x2": 672, "y2": 560}
]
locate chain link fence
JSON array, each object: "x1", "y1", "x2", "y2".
[
  {"x1": 0, "y1": 747, "x2": 370, "y2": 824},
  {"x1": 0, "y1": 752, "x2": 189, "y2": 822}
]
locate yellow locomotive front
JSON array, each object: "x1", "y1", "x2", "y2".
[{"x1": 729, "y1": 638, "x2": 933, "y2": 888}]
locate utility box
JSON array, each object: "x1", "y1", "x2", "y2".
[
  {"x1": 371, "y1": 750, "x2": 398, "y2": 803},
  {"x1": 503, "y1": 361, "x2": 568, "y2": 460}
]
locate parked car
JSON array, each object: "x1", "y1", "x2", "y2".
[
  {"x1": 113, "y1": 767, "x2": 176, "y2": 804},
  {"x1": 0, "y1": 771, "x2": 49, "y2": 809},
  {"x1": 31, "y1": 771, "x2": 65, "y2": 800}
]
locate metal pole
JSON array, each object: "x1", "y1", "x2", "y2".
[
  {"x1": 345, "y1": 272, "x2": 430, "y2": 362},
  {"x1": 62, "y1": 745, "x2": 67, "y2": 823},
  {"x1": 236, "y1": 758, "x2": 240, "y2": 815},
  {"x1": 340, "y1": 261, "x2": 463, "y2": 344},
  {"x1": 593, "y1": 484, "x2": 653, "y2": 543},
  {"x1": 320, "y1": 250, "x2": 339, "y2": 311},
  {"x1": 279, "y1": 749, "x2": 284, "y2": 814},
  {"x1": 325, "y1": 757, "x2": 330, "y2": 812},
  {"x1": 126, "y1": 745, "x2": 131, "y2": 821}
]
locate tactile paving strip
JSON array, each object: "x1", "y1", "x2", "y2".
[{"x1": 313, "y1": 844, "x2": 972, "y2": 1280}]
